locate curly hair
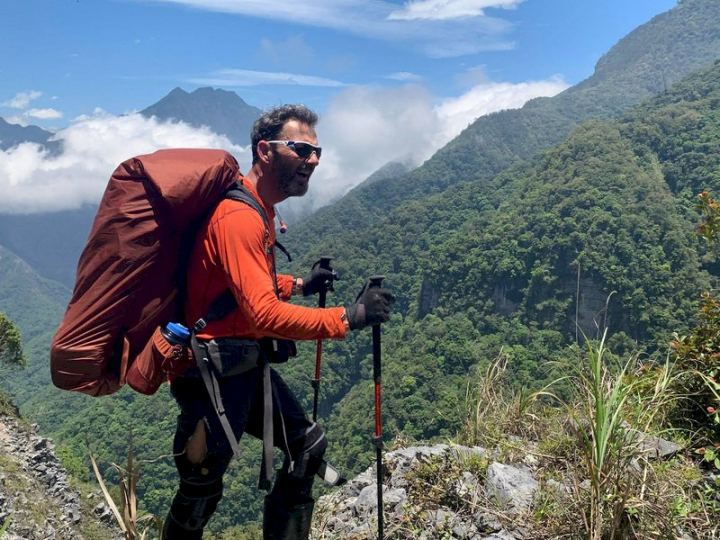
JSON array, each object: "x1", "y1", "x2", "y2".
[{"x1": 250, "y1": 104, "x2": 319, "y2": 164}]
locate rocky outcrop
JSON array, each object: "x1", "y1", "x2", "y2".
[
  {"x1": 0, "y1": 413, "x2": 119, "y2": 540},
  {"x1": 315, "y1": 434, "x2": 691, "y2": 540},
  {"x1": 316, "y1": 444, "x2": 540, "y2": 540}
]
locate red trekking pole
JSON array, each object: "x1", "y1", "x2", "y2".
[
  {"x1": 368, "y1": 275, "x2": 385, "y2": 539},
  {"x1": 312, "y1": 257, "x2": 334, "y2": 422}
]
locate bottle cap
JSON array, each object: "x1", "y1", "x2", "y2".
[{"x1": 165, "y1": 322, "x2": 190, "y2": 343}]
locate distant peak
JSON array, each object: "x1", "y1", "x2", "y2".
[{"x1": 191, "y1": 87, "x2": 248, "y2": 104}]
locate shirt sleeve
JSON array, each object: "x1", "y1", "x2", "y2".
[
  {"x1": 210, "y1": 205, "x2": 346, "y2": 341},
  {"x1": 277, "y1": 274, "x2": 294, "y2": 300}
]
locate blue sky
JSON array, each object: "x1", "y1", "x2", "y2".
[{"x1": 0, "y1": 0, "x2": 679, "y2": 214}]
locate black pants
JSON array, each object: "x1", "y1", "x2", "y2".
[{"x1": 164, "y1": 364, "x2": 317, "y2": 537}]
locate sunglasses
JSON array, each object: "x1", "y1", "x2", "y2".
[{"x1": 267, "y1": 140, "x2": 322, "y2": 160}]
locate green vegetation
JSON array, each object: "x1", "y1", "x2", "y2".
[{"x1": 0, "y1": 312, "x2": 24, "y2": 368}]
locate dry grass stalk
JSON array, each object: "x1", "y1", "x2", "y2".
[{"x1": 89, "y1": 440, "x2": 164, "y2": 540}]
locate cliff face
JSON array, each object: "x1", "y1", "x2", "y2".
[{"x1": 0, "y1": 411, "x2": 118, "y2": 540}]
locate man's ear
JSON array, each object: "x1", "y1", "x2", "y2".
[{"x1": 256, "y1": 140, "x2": 273, "y2": 165}]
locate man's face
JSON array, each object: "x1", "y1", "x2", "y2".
[{"x1": 269, "y1": 119, "x2": 320, "y2": 198}]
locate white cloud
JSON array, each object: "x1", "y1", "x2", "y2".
[
  {"x1": 434, "y1": 76, "x2": 569, "y2": 147},
  {"x1": 27, "y1": 108, "x2": 63, "y2": 120},
  {"x1": 0, "y1": 112, "x2": 246, "y2": 214},
  {"x1": 189, "y1": 69, "x2": 344, "y2": 87},
  {"x1": 304, "y1": 84, "x2": 438, "y2": 209},
  {"x1": 386, "y1": 72, "x2": 423, "y2": 81},
  {"x1": 280, "y1": 74, "x2": 568, "y2": 217},
  {"x1": 2, "y1": 90, "x2": 42, "y2": 109},
  {"x1": 1, "y1": 75, "x2": 568, "y2": 215},
  {"x1": 141, "y1": 0, "x2": 516, "y2": 58},
  {"x1": 388, "y1": 0, "x2": 523, "y2": 21}
]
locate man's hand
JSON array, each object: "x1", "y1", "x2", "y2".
[
  {"x1": 345, "y1": 282, "x2": 395, "y2": 330},
  {"x1": 302, "y1": 259, "x2": 338, "y2": 296}
]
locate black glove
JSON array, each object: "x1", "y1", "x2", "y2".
[
  {"x1": 345, "y1": 282, "x2": 396, "y2": 330},
  {"x1": 302, "y1": 259, "x2": 338, "y2": 297}
]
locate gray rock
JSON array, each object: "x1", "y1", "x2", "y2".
[
  {"x1": 475, "y1": 510, "x2": 503, "y2": 532},
  {"x1": 453, "y1": 521, "x2": 478, "y2": 539},
  {"x1": 635, "y1": 433, "x2": 682, "y2": 458},
  {"x1": 482, "y1": 530, "x2": 517, "y2": 540},
  {"x1": 485, "y1": 462, "x2": 538, "y2": 513},
  {"x1": 456, "y1": 470, "x2": 482, "y2": 499},
  {"x1": 546, "y1": 478, "x2": 569, "y2": 493},
  {"x1": 426, "y1": 507, "x2": 456, "y2": 526},
  {"x1": 355, "y1": 484, "x2": 379, "y2": 512}
]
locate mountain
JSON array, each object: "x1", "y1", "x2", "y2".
[
  {"x1": 317, "y1": 58, "x2": 720, "y2": 470},
  {"x1": 289, "y1": 0, "x2": 720, "y2": 249},
  {"x1": 0, "y1": 245, "x2": 69, "y2": 339},
  {"x1": 0, "y1": 205, "x2": 97, "y2": 288},
  {"x1": 0, "y1": 86, "x2": 263, "y2": 288},
  {"x1": 0, "y1": 116, "x2": 61, "y2": 154},
  {"x1": 140, "y1": 86, "x2": 262, "y2": 146}
]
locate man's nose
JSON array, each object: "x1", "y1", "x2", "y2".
[{"x1": 306, "y1": 152, "x2": 320, "y2": 166}]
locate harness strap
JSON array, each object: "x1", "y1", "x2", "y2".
[
  {"x1": 258, "y1": 360, "x2": 274, "y2": 490},
  {"x1": 189, "y1": 334, "x2": 241, "y2": 460}
]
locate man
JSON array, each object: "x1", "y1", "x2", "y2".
[{"x1": 163, "y1": 104, "x2": 395, "y2": 539}]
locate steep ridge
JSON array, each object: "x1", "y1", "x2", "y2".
[
  {"x1": 0, "y1": 407, "x2": 121, "y2": 539},
  {"x1": 0, "y1": 206, "x2": 96, "y2": 288}
]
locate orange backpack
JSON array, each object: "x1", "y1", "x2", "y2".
[{"x1": 50, "y1": 149, "x2": 240, "y2": 396}]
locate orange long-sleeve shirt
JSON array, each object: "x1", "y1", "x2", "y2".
[{"x1": 185, "y1": 179, "x2": 347, "y2": 341}]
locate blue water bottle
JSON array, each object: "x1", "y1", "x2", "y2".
[{"x1": 161, "y1": 322, "x2": 191, "y2": 346}]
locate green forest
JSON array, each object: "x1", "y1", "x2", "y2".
[{"x1": 1, "y1": 0, "x2": 720, "y2": 535}]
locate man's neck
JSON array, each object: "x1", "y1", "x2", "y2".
[{"x1": 244, "y1": 165, "x2": 283, "y2": 208}]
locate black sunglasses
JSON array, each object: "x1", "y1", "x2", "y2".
[{"x1": 267, "y1": 140, "x2": 322, "y2": 160}]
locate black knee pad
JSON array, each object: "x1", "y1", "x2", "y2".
[
  {"x1": 165, "y1": 452, "x2": 231, "y2": 535},
  {"x1": 287, "y1": 422, "x2": 327, "y2": 480},
  {"x1": 166, "y1": 475, "x2": 223, "y2": 534}
]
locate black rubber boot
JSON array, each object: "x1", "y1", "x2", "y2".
[{"x1": 263, "y1": 496, "x2": 315, "y2": 540}]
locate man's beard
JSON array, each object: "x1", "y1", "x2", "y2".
[{"x1": 273, "y1": 155, "x2": 310, "y2": 198}]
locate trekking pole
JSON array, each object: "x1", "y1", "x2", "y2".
[
  {"x1": 312, "y1": 257, "x2": 334, "y2": 422},
  {"x1": 368, "y1": 275, "x2": 385, "y2": 539}
]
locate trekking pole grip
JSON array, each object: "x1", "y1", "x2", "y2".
[{"x1": 317, "y1": 256, "x2": 333, "y2": 309}]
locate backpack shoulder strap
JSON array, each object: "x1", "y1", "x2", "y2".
[{"x1": 225, "y1": 180, "x2": 270, "y2": 230}]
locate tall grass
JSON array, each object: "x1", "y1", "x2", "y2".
[
  {"x1": 557, "y1": 330, "x2": 680, "y2": 539},
  {"x1": 459, "y1": 331, "x2": 685, "y2": 539}
]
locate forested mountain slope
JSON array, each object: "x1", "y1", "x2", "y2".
[{"x1": 318, "y1": 59, "x2": 720, "y2": 470}]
